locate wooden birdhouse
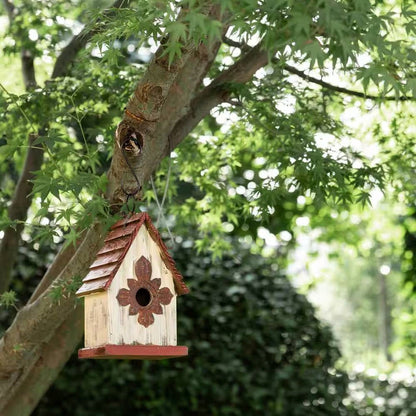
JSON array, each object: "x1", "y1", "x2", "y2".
[{"x1": 76, "y1": 212, "x2": 189, "y2": 360}]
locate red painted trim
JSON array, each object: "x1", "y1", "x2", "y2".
[
  {"x1": 78, "y1": 345, "x2": 188, "y2": 360},
  {"x1": 144, "y1": 214, "x2": 190, "y2": 295},
  {"x1": 101, "y1": 214, "x2": 147, "y2": 291}
]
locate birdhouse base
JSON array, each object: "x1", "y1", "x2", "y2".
[{"x1": 78, "y1": 344, "x2": 188, "y2": 360}]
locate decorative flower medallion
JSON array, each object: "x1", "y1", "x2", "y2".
[{"x1": 116, "y1": 256, "x2": 173, "y2": 327}]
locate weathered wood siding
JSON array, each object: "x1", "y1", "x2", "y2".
[
  {"x1": 84, "y1": 291, "x2": 109, "y2": 347},
  {"x1": 107, "y1": 226, "x2": 177, "y2": 346}
]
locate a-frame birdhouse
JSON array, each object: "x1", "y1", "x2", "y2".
[{"x1": 76, "y1": 212, "x2": 189, "y2": 360}]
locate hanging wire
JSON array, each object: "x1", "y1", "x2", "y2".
[
  {"x1": 119, "y1": 131, "x2": 174, "y2": 245},
  {"x1": 150, "y1": 169, "x2": 175, "y2": 246},
  {"x1": 157, "y1": 156, "x2": 172, "y2": 223},
  {"x1": 120, "y1": 138, "x2": 142, "y2": 213},
  {"x1": 151, "y1": 137, "x2": 174, "y2": 245}
]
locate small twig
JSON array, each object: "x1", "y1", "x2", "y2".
[
  {"x1": 0, "y1": 82, "x2": 35, "y2": 130},
  {"x1": 282, "y1": 63, "x2": 413, "y2": 102},
  {"x1": 223, "y1": 37, "x2": 251, "y2": 52},
  {"x1": 224, "y1": 37, "x2": 413, "y2": 102},
  {"x1": 69, "y1": 96, "x2": 92, "y2": 165}
]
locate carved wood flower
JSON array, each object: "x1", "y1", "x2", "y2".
[{"x1": 116, "y1": 256, "x2": 173, "y2": 328}]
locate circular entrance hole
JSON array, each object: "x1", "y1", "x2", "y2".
[{"x1": 136, "y1": 288, "x2": 151, "y2": 307}]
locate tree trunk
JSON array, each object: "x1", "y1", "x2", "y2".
[
  {"x1": 0, "y1": 134, "x2": 44, "y2": 293},
  {"x1": 1, "y1": 306, "x2": 84, "y2": 416},
  {"x1": 378, "y1": 272, "x2": 392, "y2": 362}
]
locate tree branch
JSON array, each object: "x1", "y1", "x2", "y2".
[
  {"x1": 168, "y1": 44, "x2": 269, "y2": 151},
  {"x1": 106, "y1": 4, "x2": 225, "y2": 208},
  {"x1": 0, "y1": 134, "x2": 44, "y2": 294},
  {"x1": 20, "y1": 50, "x2": 37, "y2": 90},
  {"x1": 52, "y1": 0, "x2": 130, "y2": 79},
  {"x1": 282, "y1": 63, "x2": 413, "y2": 101},
  {"x1": 1, "y1": 306, "x2": 84, "y2": 416},
  {"x1": 0, "y1": 223, "x2": 104, "y2": 413},
  {"x1": 224, "y1": 37, "x2": 413, "y2": 101}
]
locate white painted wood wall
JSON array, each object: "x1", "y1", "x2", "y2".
[
  {"x1": 84, "y1": 226, "x2": 177, "y2": 347},
  {"x1": 84, "y1": 292, "x2": 108, "y2": 348}
]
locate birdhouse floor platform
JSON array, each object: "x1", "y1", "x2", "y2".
[{"x1": 78, "y1": 344, "x2": 188, "y2": 360}]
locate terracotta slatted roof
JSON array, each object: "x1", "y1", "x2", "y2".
[{"x1": 76, "y1": 213, "x2": 189, "y2": 297}]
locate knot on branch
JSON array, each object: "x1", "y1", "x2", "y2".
[
  {"x1": 131, "y1": 83, "x2": 165, "y2": 117},
  {"x1": 116, "y1": 121, "x2": 144, "y2": 157}
]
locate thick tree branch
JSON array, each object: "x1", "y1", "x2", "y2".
[
  {"x1": 168, "y1": 44, "x2": 269, "y2": 151},
  {"x1": 0, "y1": 134, "x2": 44, "y2": 293},
  {"x1": 106, "y1": 4, "x2": 224, "y2": 208},
  {"x1": 1, "y1": 306, "x2": 84, "y2": 416},
  {"x1": 52, "y1": 0, "x2": 129, "y2": 79},
  {"x1": 0, "y1": 223, "x2": 104, "y2": 413}
]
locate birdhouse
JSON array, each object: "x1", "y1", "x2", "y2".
[{"x1": 76, "y1": 212, "x2": 189, "y2": 360}]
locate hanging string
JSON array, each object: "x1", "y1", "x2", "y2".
[
  {"x1": 150, "y1": 136, "x2": 174, "y2": 246},
  {"x1": 157, "y1": 156, "x2": 172, "y2": 224},
  {"x1": 119, "y1": 131, "x2": 174, "y2": 245},
  {"x1": 120, "y1": 137, "x2": 142, "y2": 214},
  {"x1": 150, "y1": 171, "x2": 174, "y2": 246}
]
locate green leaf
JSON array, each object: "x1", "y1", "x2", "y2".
[{"x1": 0, "y1": 291, "x2": 18, "y2": 309}]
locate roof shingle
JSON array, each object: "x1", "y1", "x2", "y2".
[{"x1": 76, "y1": 213, "x2": 189, "y2": 297}]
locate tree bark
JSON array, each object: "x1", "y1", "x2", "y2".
[
  {"x1": 0, "y1": 134, "x2": 43, "y2": 293},
  {"x1": 106, "y1": 5, "x2": 224, "y2": 208},
  {"x1": 0, "y1": 306, "x2": 84, "y2": 416},
  {"x1": 379, "y1": 272, "x2": 392, "y2": 362},
  {"x1": 0, "y1": 223, "x2": 104, "y2": 412}
]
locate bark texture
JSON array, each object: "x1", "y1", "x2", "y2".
[
  {"x1": 0, "y1": 224, "x2": 104, "y2": 413},
  {"x1": 0, "y1": 0, "x2": 42, "y2": 293},
  {"x1": 106, "y1": 6, "x2": 224, "y2": 208},
  {"x1": 1, "y1": 306, "x2": 84, "y2": 416},
  {"x1": 0, "y1": 134, "x2": 44, "y2": 293}
]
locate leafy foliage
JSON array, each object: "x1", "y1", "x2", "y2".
[
  {"x1": 344, "y1": 370, "x2": 416, "y2": 416},
  {"x1": 0, "y1": 291, "x2": 17, "y2": 310},
  {"x1": 1, "y1": 0, "x2": 415, "y2": 252}
]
